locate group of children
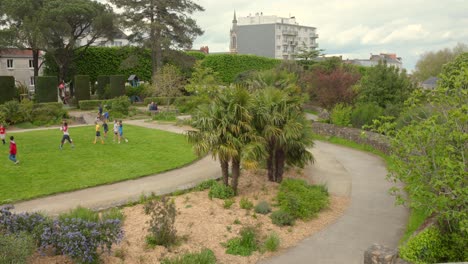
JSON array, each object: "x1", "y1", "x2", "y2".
[
  {"x1": 1, "y1": 116, "x2": 130, "y2": 165},
  {"x1": 0, "y1": 124, "x2": 19, "y2": 164}
]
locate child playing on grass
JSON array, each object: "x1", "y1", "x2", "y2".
[
  {"x1": 0, "y1": 124, "x2": 5, "y2": 145},
  {"x1": 118, "y1": 120, "x2": 128, "y2": 144},
  {"x1": 9, "y1": 136, "x2": 19, "y2": 164},
  {"x1": 113, "y1": 120, "x2": 119, "y2": 142},
  {"x1": 94, "y1": 121, "x2": 104, "y2": 144},
  {"x1": 102, "y1": 120, "x2": 109, "y2": 139},
  {"x1": 60, "y1": 121, "x2": 74, "y2": 149}
]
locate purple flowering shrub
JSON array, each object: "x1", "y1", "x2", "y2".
[{"x1": 0, "y1": 205, "x2": 124, "y2": 264}]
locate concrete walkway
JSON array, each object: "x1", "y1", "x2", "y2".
[{"x1": 261, "y1": 141, "x2": 408, "y2": 264}]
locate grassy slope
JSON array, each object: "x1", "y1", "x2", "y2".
[
  {"x1": 0, "y1": 125, "x2": 196, "y2": 204},
  {"x1": 311, "y1": 133, "x2": 428, "y2": 244}
]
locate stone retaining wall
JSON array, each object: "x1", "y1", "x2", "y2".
[{"x1": 311, "y1": 122, "x2": 391, "y2": 155}]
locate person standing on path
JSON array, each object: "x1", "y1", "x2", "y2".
[
  {"x1": 9, "y1": 136, "x2": 19, "y2": 164},
  {"x1": 118, "y1": 120, "x2": 128, "y2": 144},
  {"x1": 0, "y1": 124, "x2": 6, "y2": 145},
  {"x1": 59, "y1": 122, "x2": 74, "y2": 149},
  {"x1": 94, "y1": 121, "x2": 104, "y2": 144}
]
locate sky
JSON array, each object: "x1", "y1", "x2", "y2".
[{"x1": 190, "y1": 0, "x2": 468, "y2": 71}]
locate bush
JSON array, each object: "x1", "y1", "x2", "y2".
[
  {"x1": 153, "y1": 111, "x2": 177, "y2": 121},
  {"x1": 97, "y1": 75, "x2": 110, "y2": 99},
  {"x1": 79, "y1": 99, "x2": 107, "y2": 110},
  {"x1": 109, "y1": 75, "x2": 126, "y2": 98},
  {"x1": 239, "y1": 197, "x2": 254, "y2": 210},
  {"x1": 208, "y1": 182, "x2": 235, "y2": 200},
  {"x1": 277, "y1": 179, "x2": 329, "y2": 220},
  {"x1": 225, "y1": 226, "x2": 258, "y2": 256},
  {"x1": 109, "y1": 96, "x2": 130, "y2": 117},
  {"x1": 161, "y1": 249, "x2": 216, "y2": 264},
  {"x1": 399, "y1": 227, "x2": 448, "y2": 264},
  {"x1": 0, "y1": 100, "x2": 22, "y2": 124},
  {"x1": 223, "y1": 199, "x2": 235, "y2": 209},
  {"x1": 35, "y1": 76, "x2": 58, "y2": 103},
  {"x1": 254, "y1": 201, "x2": 271, "y2": 215},
  {"x1": 270, "y1": 210, "x2": 295, "y2": 226},
  {"x1": 144, "y1": 196, "x2": 177, "y2": 247},
  {"x1": 0, "y1": 76, "x2": 16, "y2": 104},
  {"x1": 0, "y1": 232, "x2": 36, "y2": 264},
  {"x1": 185, "y1": 51, "x2": 206, "y2": 60},
  {"x1": 144, "y1": 96, "x2": 181, "y2": 106},
  {"x1": 31, "y1": 102, "x2": 67, "y2": 126},
  {"x1": 262, "y1": 232, "x2": 280, "y2": 252},
  {"x1": 195, "y1": 179, "x2": 217, "y2": 191},
  {"x1": 330, "y1": 103, "x2": 352, "y2": 126},
  {"x1": 74, "y1": 75, "x2": 91, "y2": 102},
  {"x1": 175, "y1": 95, "x2": 210, "y2": 114},
  {"x1": 350, "y1": 103, "x2": 384, "y2": 128}
]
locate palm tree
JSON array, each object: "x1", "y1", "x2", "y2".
[
  {"x1": 251, "y1": 87, "x2": 314, "y2": 182},
  {"x1": 188, "y1": 85, "x2": 258, "y2": 194}
]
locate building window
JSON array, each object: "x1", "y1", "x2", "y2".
[
  {"x1": 112, "y1": 41, "x2": 122, "y2": 47},
  {"x1": 277, "y1": 25, "x2": 281, "y2": 30},
  {"x1": 276, "y1": 46, "x2": 281, "y2": 50},
  {"x1": 29, "y1": 60, "x2": 34, "y2": 68},
  {"x1": 7, "y1": 59, "x2": 14, "y2": 69},
  {"x1": 231, "y1": 36, "x2": 237, "y2": 49},
  {"x1": 30, "y1": 76, "x2": 36, "y2": 86},
  {"x1": 277, "y1": 35, "x2": 281, "y2": 40}
]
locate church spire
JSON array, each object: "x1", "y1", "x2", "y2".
[{"x1": 233, "y1": 10, "x2": 237, "y2": 24}]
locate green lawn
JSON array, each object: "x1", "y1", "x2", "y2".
[{"x1": 0, "y1": 125, "x2": 197, "y2": 204}]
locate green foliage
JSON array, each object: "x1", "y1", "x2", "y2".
[
  {"x1": 144, "y1": 196, "x2": 177, "y2": 247},
  {"x1": 239, "y1": 198, "x2": 254, "y2": 210},
  {"x1": 270, "y1": 210, "x2": 295, "y2": 226},
  {"x1": 438, "y1": 52, "x2": 468, "y2": 91},
  {"x1": 201, "y1": 54, "x2": 280, "y2": 84},
  {"x1": 394, "y1": 104, "x2": 434, "y2": 129},
  {"x1": 144, "y1": 96, "x2": 182, "y2": 106},
  {"x1": 185, "y1": 51, "x2": 207, "y2": 60},
  {"x1": 30, "y1": 102, "x2": 67, "y2": 126},
  {"x1": 225, "y1": 227, "x2": 258, "y2": 256},
  {"x1": 262, "y1": 232, "x2": 280, "y2": 252},
  {"x1": 102, "y1": 208, "x2": 125, "y2": 221},
  {"x1": 357, "y1": 62, "x2": 414, "y2": 110},
  {"x1": 79, "y1": 99, "x2": 107, "y2": 110},
  {"x1": 74, "y1": 75, "x2": 91, "y2": 102},
  {"x1": 223, "y1": 199, "x2": 235, "y2": 209},
  {"x1": 208, "y1": 182, "x2": 235, "y2": 200},
  {"x1": 277, "y1": 179, "x2": 329, "y2": 220},
  {"x1": 109, "y1": 75, "x2": 126, "y2": 99},
  {"x1": 185, "y1": 61, "x2": 220, "y2": 96},
  {"x1": 350, "y1": 103, "x2": 384, "y2": 128},
  {"x1": 0, "y1": 232, "x2": 36, "y2": 264},
  {"x1": 152, "y1": 111, "x2": 177, "y2": 122},
  {"x1": 330, "y1": 103, "x2": 352, "y2": 126},
  {"x1": 254, "y1": 201, "x2": 271, "y2": 215},
  {"x1": 96, "y1": 75, "x2": 110, "y2": 99},
  {"x1": 109, "y1": 96, "x2": 130, "y2": 117},
  {"x1": 35, "y1": 76, "x2": 58, "y2": 103},
  {"x1": 59, "y1": 206, "x2": 99, "y2": 222},
  {"x1": 195, "y1": 179, "x2": 217, "y2": 191},
  {"x1": 399, "y1": 227, "x2": 448, "y2": 264},
  {"x1": 0, "y1": 100, "x2": 22, "y2": 124},
  {"x1": 0, "y1": 76, "x2": 16, "y2": 104},
  {"x1": 161, "y1": 249, "x2": 216, "y2": 264}
]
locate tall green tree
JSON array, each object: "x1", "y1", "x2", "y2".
[
  {"x1": 251, "y1": 88, "x2": 314, "y2": 182},
  {"x1": 41, "y1": 0, "x2": 117, "y2": 81},
  {"x1": 413, "y1": 43, "x2": 468, "y2": 82},
  {"x1": 111, "y1": 0, "x2": 204, "y2": 79},
  {"x1": 357, "y1": 62, "x2": 414, "y2": 110},
  {"x1": 0, "y1": 0, "x2": 47, "y2": 77}
]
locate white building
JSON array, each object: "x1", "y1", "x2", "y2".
[
  {"x1": 230, "y1": 12, "x2": 318, "y2": 60},
  {"x1": 0, "y1": 49, "x2": 44, "y2": 92},
  {"x1": 345, "y1": 53, "x2": 403, "y2": 69}
]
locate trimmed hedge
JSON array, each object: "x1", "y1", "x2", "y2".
[
  {"x1": 74, "y1": 75, "x2": 90, "y2": 102},
  {"x1": 109, "y1": 75, "x2": 126, "y2": 98},
  {"x1": 201, "y1": 54, "x2": 281, "y2": 84},
  {"x1": 35, "y1": 76, "x2": 57, "y2": 103},
  {"x1": 79, "y1": 100, "x2": 107, "y2": 110},
  {"x1": 0, "y1": 76, "x2": 16, "y2": 104},
  {"x1": 186, "y1": 51, "x2": 206, "y2": 60},
  {"x1": 96, "y1": 75, "x2": 110, "y2": 99}
]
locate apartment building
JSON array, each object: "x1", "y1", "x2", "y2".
[
  {"x1": 0, "y1": 49, "x2": 44, "y2": 91},
  {"x1": 230, "y1": 12, "x2": 318, "y2": 60}
]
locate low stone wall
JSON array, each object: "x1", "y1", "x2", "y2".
[{"x1": 311, "y1": 122, "x2": 391, "y2": 155}]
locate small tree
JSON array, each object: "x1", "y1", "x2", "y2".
[
  {"x1": 144, "y1": 196, "x2": 177, "y2": 247},
  {"x1": 152, "y1": 64, "x2": 184, "y2": 107}
]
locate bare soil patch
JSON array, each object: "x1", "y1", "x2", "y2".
[{"x1": 31, "y1": 169, "x2": 349, "y2": 264}]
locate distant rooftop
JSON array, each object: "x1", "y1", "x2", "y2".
[
  {"x1": 0, "y1": 48, "x2": 43, "y2": 58},
  {"x1": 237, "y1": 13, "x2": 315, "y2": 28}
]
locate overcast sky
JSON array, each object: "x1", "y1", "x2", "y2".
[{"x1": 190, "y1": 0, "x2": 468, "y2": 71}]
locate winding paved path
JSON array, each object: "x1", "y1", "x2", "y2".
[{"x1": 11, "y1": 119, "x2": 408, "y2": 263}]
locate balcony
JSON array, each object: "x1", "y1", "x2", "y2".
[
  {"x1": 282, "y1": 30, "x2": 298, "y2": 36},
  {"x1": 309, "y1": 33, "x2": 319, "y2": 38},
  {"x1": 310, "y1": 43, "x2": 319, "y2": 49}
]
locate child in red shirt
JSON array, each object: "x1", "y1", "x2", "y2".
[
  {"x1": 9, "y1": 136, "x2": 19, "y2": 164},
  {"x1": 0, "y1": 124, "x2": 5, "y2": 145}
]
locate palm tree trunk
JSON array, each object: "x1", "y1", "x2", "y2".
[
  {"x1": 267, "y1": 152, "x2": 275, "y2": 182},
  {"x1": 275, "y1": 148, "x2": 285, "y2": 183},
  {"x1": 220, "y1": 160, "x2": 229, "y2": 186},
  {"x1": 231, "y1": 158, "x2": 241, "y2": 195}
]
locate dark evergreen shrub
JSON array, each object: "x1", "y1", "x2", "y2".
[
  {"x1": 0, "y1": 76, "x2": 15, "y2": 104},
  {"x1": 74, "y1": 75, "x2": 91, "y2": 102},
  {"x1": 35, "y1": 76, "x2": 57, "y2": 103}
]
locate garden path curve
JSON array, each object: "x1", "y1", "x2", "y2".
[{"x1": 11, "y1": 120, "x2": 408, "y2": 263}]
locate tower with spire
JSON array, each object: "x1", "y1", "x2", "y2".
[{"x1": 229, "y1": 11, "x2": 238, "y2": 53}]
